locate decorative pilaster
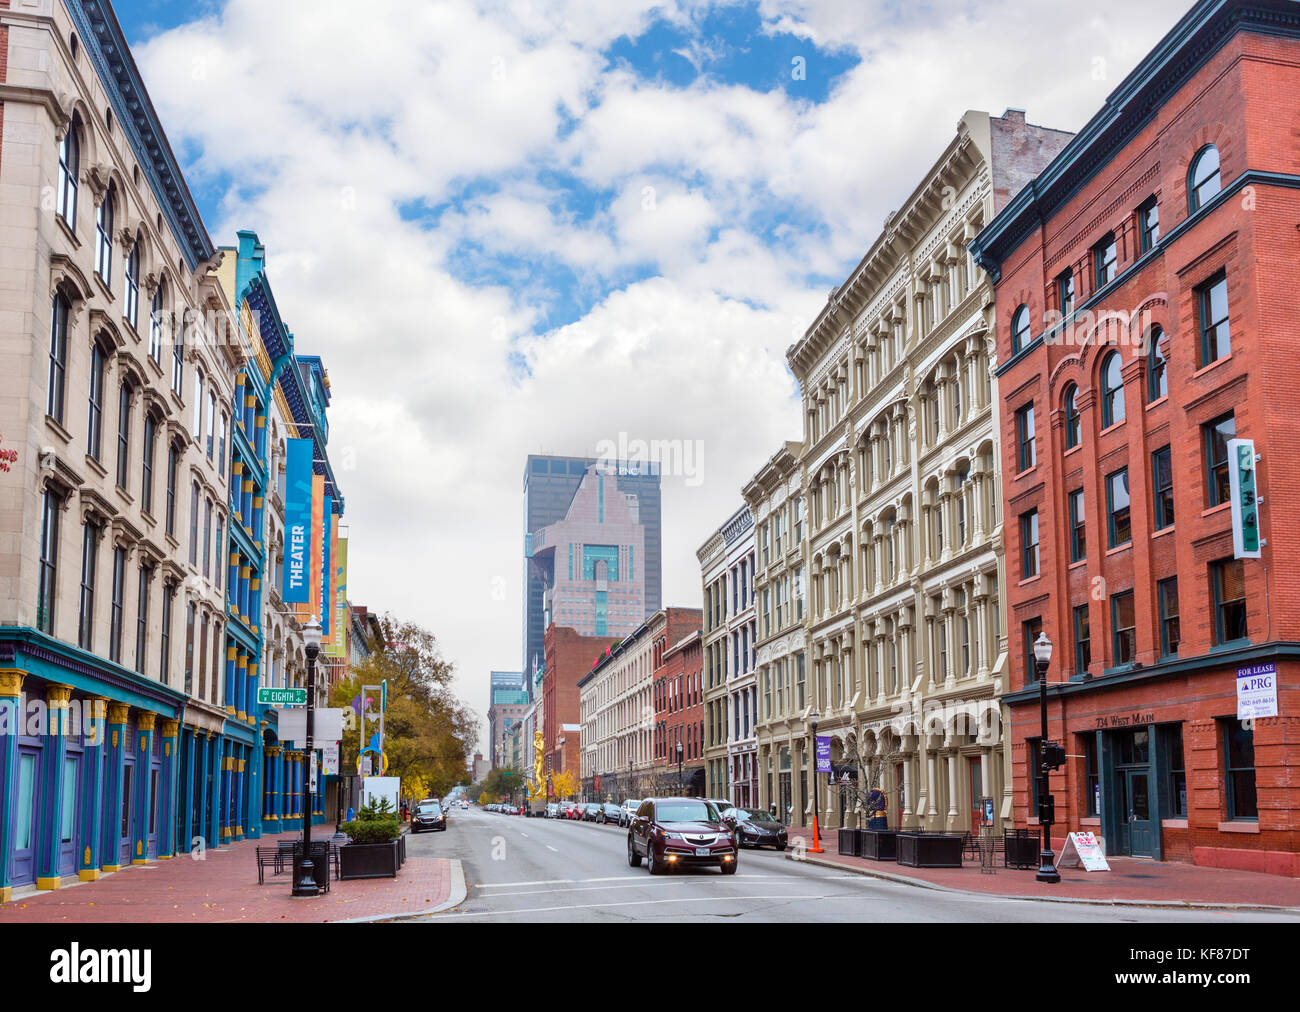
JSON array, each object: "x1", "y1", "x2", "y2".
[
  {"x1": 78, "y1": 699, "x2": 107, "y2": 880},
  {"x1": 157, "y1": 719, "x2": 179, "y2": 858},
  {"x1": 0, "y1": 671, "x2": 25, "y2": 902},
  {"x1": 37, "y1": 685, "x2": 73, "y2": 889}
]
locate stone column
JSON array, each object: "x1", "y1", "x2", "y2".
[
  {"x1": 131, "y1": 712, "x2": 156, "y2": 865},
  {"x1": 157, "y1": 719, "x2": 179, "y2": 858},
  {"x1": 0, "y1": 670, "x2": 24, "y2": 902},
  {"x1": 946, "y1": 752, "x2": 959, "y2": 822},
  {"x1": 78, "y1": 698, "x2": 107, "y2": 880},
  {"x1": 101, "y1": 707, "x2": 129, "y2": 868},
  {"x1": 36, "y1": 684, "x2": 73, "y2": 889}
]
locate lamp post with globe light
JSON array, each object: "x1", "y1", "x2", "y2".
[
  {"x1": 292, "y1": 616, "x2": 323, "y2": 897},
  {"x1": 1033, "y1": 632, "x2": 1061, "y2": 884}
]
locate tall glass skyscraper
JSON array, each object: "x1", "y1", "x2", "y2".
[{"x1": 522, "y1": 456, "x2": 661, "y2": 700}]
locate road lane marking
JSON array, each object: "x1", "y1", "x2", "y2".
[
  {"x1": 546, "y1": 845, "x2": 558, "y2": 852},
  {"x1": 416, "y1": 893, "x2": 826, "y2": 919},
  {"x1": 477, "y1": 876, "x2": 643, "y2": 888}
]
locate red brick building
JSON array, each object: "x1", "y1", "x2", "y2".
[
  {"x1": 972, "y1": 0, "x2": 1300, "y2": 874},
  {"x1": 655, "y1": 629, "x2": 705, "y2": 796},
  {"x1": 542, "y1": 625, "x2": 618, "y2": 792}
]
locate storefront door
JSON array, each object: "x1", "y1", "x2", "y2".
[
  {"x1": 1123, "y1": 770, "x2": 1154, "y2": 857},
  {"x1": 11, "y1": 750, "x2": 40, "y2": 887},
  {"x1": 968, "y1": 757, "x2": 983, "y2": 832},
  {"x1": 57, "y1": 753, "x2": 81, "y2": 877}
]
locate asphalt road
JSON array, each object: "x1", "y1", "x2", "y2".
[{"x1": 402, "y1": 807, "x2": 1300, "y2": 923}]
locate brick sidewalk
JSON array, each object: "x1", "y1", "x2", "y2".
[
  {"x1": 0, "y1": 830, "x2": 454, "y2": 923},
  {"x1": 784, "y1": 827, "x2": 1300, "y2": 909}
]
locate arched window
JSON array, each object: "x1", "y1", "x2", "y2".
[
  {"x1": 1063, "y1": 383, "x2": 1081, "y2": 449},
  {"x1": 171, "y1": 297, "x2": 185, "y2": 396},
  {"x1": 1100, "y1": 351, "x2": 1125, "y2": 427},
  {"x1": 1189, "y1": 145, "x2": 1221, "y2": 212},
  {"x1": 1147, "y1": 326, "x2": 1168, "y2": 402},
  {"x1": 1011, "y1": 304, "x2": 1031, "y2": 354},
  {"x1": 149, "y1": 280, "x2": 165, "y2": 362},
  {"x1": 48, "y1": 293, "x2": 70, "y2": 423},
  {"x1": 58, "y1": 115, "x2": 81, "y2": 228},
  {"x1": 95, "y1": 183, "x2": 115, "y2": 284},
  {"x1": 124, "y1": 240, "x2": 140, "y2": 331}
]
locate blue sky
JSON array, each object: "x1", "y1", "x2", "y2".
[{"x1": 119, "y1": 0, "x2": 1195, "y2": 735}]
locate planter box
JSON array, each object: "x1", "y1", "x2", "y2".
[
  {"x1": 858, "y1": 829, "x2": 898, "y2": 861},
  {"x1": 837, "y1": 828, "x2": 861, "y2": 857},
  {"x1": 896, "y1": 832, "x2": 964, "y2": 868},
  {"x1": 339, "y1": 839, "x2": 401, "y2": 880}
]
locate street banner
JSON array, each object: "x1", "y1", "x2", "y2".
[
  {"x1": 815, "y1": 735, "x2": 832, "y2": 774},
  {"x1": 321, "y1": 495, "x2": 333, "y2": 638},
  {"x1": 309, "y1": 475, "x2": 325, "y2": 619},
  {"x1": 322, "y1": 742, "x2": 340, "y2": 775},
  {"x1": 1237, "y1": 662, "x2": 1278, "y2": 720},
  {"x1": 326, "y1": 536, "x2": 348, "y2": 658},
  {"x1": 282, "y1": 439, "x2": 313, "y2": 603},
  {"x1": 1058, "y1": 831, "x2": 1110, "y2": 871}
]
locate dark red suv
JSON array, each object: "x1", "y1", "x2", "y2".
[{"x1": 627, "y1": 798, "x2": 738, "y2": 875}]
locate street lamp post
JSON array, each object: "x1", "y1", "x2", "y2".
[
  {"x1": 292, "y1": 616, "x2": 323, "y2": 898},
  {"x1": 808, "y1": 710, "x2": 823, "y2": 854},
  {"x1": 676, "y1": 740, "x2": 683, "y2": 796},
  {"x1": 1033, "y1": 632, "x2": 1061, "y2": 884}
]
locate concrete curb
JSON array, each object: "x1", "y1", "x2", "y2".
[
  {"x1": 335, "y1": 859, "x2": 468, "y2": 924},
  {"x1": 785, "y1": 852, "x2": 1300, "y2": 913}
]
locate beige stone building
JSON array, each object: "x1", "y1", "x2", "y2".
[
  {"x1": 578, "y1": 613, "x2": 656, "y2": 801},
  {"x1": 774, "y1": 110, "x2": 1074, "y2": 834},
  {"x1": 0, "y1": 0, "x2": 240, "y2": 889}
]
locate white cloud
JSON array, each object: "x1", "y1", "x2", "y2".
[{"x1": 133, "y1": 0, "x2": 1193, "y2": 747}]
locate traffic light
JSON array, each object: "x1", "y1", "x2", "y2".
[
  {"x1": 1042, "y1": 741, "x2": 1066, "y2": 771},
  {"x1": 1227, "y1": 439, "x2": 1261, "y2": 559}
]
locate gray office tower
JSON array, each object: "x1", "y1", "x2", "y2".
[{"x1": 522, "y1": 455, "x2": 662, "y2": 700}]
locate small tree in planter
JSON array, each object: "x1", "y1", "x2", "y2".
[{"x1": 338, "y1": 798, "x2": 402, "y2": 878}]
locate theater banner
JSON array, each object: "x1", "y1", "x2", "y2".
[{"x1": 282, "y1": 438, "x2": 313, "y2": 604}]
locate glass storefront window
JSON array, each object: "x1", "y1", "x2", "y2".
[
  {"x1": 16, "y1": 754, "x2": 36, "y2": 851},
  {"x1": 61, "y1": 757, "x2": 77, "y2": 842}
]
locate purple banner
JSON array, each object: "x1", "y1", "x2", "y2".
[{"x1": 815, "y1": 735, "x2": 832, "y2": 774}]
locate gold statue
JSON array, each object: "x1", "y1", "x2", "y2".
[{"x1": 532, "y1": 730, "x2": 545, "y2": 800}]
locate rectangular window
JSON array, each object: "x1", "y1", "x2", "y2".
[
  {"x1": 189, "y1": 482, "x2": 200, "y2": 567},
  {"x1": 203, "y1": 499, "x2": 212, "y2": 580},
  {"x1": 78, "y1": 522, "x2": 99, "y2": 650},
  {"x1": 1210, "y1": 558, "x2": 1248, "y2": 645},
  {"x1": 1068, "y1": 489, "x2": 1086, "y2": 562},
  {"x1": 1023, "y1": 617, "x2": 1042, "y2": 683},
  {"x1": 1158, "y1": 577, "x2": 1180, "y2": 657},
  {"x1": 1111, "y1": 590, "x2": 1136, "y2": 666},
  {"x1": 207, "y1": 391, "x2": 216, "y2": 459},
  {"x1": 215, "y1": 516, "x2": 224, "y2": 592},
  {"x1": 184, "y1": 601, "x2": 196, "y2": 696},
  {"x1": 1020, "y1": 510, "x2": 1039, "y2": 578},
  {"x1": 1015, "y1": 404, "x2": 1036, "y2": 471},
  {"x1": 1203, "y1": 413, "x2": 1235, "y2": 508},
  {"x1": 1083, "y1": 736, "x2": 1100, "y2": 816},
  {"x1": 116, "y1": 382, "x2": 132, "y2": 490},
  {"x1": 135, "y1": 565, "x2": 150, "y2": 675},
  {"x1": 1152, "y1": 446, "x2": 1174, "y2": 530},
  {"x1": 1073, "y1": 604, "x2": 1091, "y2": 675},
  {"x1": 1198, "y1": 272, "x2": 1230, "y2": 365},
  {"x1": 38, "y1": 490, "x2": 61, "y2": 635},
  {"x1": 1094, "y1": 233, "x2": 1118, "y2": 287},
  {"x1": 87, "y1": 345, "x2": 106, "y2": 461},
  {"x1": 1222, "y1": 719, "x2": 1257, "y2": 820},
  {"x1": 142, "y1": 414, "x2": 157, "y2": 515},
  {"x1": 1138, "y1": 197, "x2": 1159, "y2": 253},
  {"x1": 1167, "y1": 726, "x2": 1187, "y2": 818},
  {"x1": 1057, "y1": 271, "x2": 1074, "y2": 317},
  {"x1": 109, "y1": 546, "x2": 126, "y2": 664},
  {"x1": 48, "y1": 297, "x2": 69, "y2": 423},
  {"x1": 166, "y1": 447, "x2": 178, "y2": 537},
  {"x1": 1106, "y1": 468, "x2": 1131, "y2": 547},
  {"x1": 160, "y1": 582, "x2": 173, "y2": 683},
  {"x1": 795, "y1": 653, "x2": 806, "y2": 709}
]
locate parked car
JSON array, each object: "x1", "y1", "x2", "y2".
[
  {"x1": 582, "y1": 803, "x2": 602, "y2": 822},
  {"x1": 627, "y1": 798, "x2": 737, "y2": 875},
  {"x1": 598, "y1": 802, "x2": 623, "y2": 825},
  {"x1": 564, "y1": 802, "x2": 583, "y2": 820},
  {"x1": 545, "y1": 803, "x2": 560, "y2": 818},
  {"x1": 722, "y1": 807, "x2": 788, "y2": 850},
  {"x1": 411, "y1": 800, "x2": 447, "y2": 833},
  {"x1": 621, "y1": 799, "x2": 641, "y2": 825}
]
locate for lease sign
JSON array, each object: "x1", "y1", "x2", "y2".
[{"x1": 1236, "y1": 662, "x2": 1277, "y2": 720}]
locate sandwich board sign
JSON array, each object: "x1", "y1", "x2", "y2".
[{"x1": 1058, "y1": 831, "x2": 1110, "y2": 872}]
